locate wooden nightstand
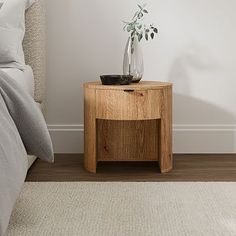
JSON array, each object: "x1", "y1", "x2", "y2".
[{"x1": 84, "y1": 81, "x2": 172, "y2": 173}]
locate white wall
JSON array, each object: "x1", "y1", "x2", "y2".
[{"x1": 46, "y1": 0, "x2": 236, "y2": 153}]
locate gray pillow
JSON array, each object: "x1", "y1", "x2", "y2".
[{"x1": 0, "y1": 0, "x2": 35, "y2": 67}]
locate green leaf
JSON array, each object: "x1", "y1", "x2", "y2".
[
  {"x1": 138, "y1": 12, "x2": 143, "y2": 19},
  {"x1": 138, "y1": 33, "x2": 143, "y2": 42},
  {"x1": 137, "y1": 25, "x2": 142, "y2": 29},
  {"x1": 151, "y1": 32, "x2": 154, "y2": 39},
  {"x1": 143, "y1": 9, "x2": 148, "y2": 13},
  {"x1": 145, "y1": 33, "x2": 148, "y2": 40},
  {"x1": 153, "y1": 28, "x2": 158, "y2": 33},
  {"x1": 138, "y1": 4, "x2": 143, "y2": 10},
  {"x1": 127, "y1": 26, "x2": 132, "y2": 32}
]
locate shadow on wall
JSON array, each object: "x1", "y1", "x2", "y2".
[
  {"x1": 168, "y1": 43, "x2": 235, "y2": 152},
  {"x1": 169, "y1": 42, "x2": 222, "y2": 95}
]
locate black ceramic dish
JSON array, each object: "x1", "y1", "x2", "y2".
[{"x1": 100, "y1": 75, "x2": 133, "y2": 85}]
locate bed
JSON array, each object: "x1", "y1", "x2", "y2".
[
  {"x1": 0, "y1": 1, "x2": 53, "y2": 235},
  {"x1": 0, "y1": 0, "x2": 46, "y2": 168}
]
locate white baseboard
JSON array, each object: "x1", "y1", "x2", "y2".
[
  {"x1": 173, "y1": 125, "x2": 236, "y2": 153},
  {"x1": 48, "y1": 125, "x2": 84, "y2": 153},
  {"x1": 48, "y1": 124, "x2": 236, "y2": 154}
]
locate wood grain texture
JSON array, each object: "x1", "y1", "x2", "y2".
[
  {"x1": 159, "y1": 87, "x2": 173, "y2": 173},
  {"x1": 84, "y1": 81, "x2": 172, "y2": 90},
  {"x1": 96, "y1": 89, "x2": 161, "y2": 120},
  {"x1": 84, "y1": 81, "x2": 172, "y2": 173},
  {"x1": 97, "y1": 120, "x2": 159, "y2": 161},
  {"x1": 84, "y1": 88, "x2": 97, "y2": 173},
  {"x1": 26, "y1": 154, "x2": 236, "y2": 182}
]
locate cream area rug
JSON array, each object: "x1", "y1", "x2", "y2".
[{"x1": 6, "y1": 182, "x2": 236, "y2": 236}]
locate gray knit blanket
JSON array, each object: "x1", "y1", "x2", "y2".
[{"x1": 0, "y1": 71, "x2": 54, "y2": 235}]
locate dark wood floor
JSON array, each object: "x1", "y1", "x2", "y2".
[{"x1": 26, "y1": 154, "x2": 236, "y2": 182}]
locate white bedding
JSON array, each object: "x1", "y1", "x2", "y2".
[
  {"x1": 0, "y1": 66, "x2": 34, "y2": 97},
  {"x1": 0, "y1": 0, "x2": 36, "y2": 69}
]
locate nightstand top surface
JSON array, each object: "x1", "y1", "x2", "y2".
[{"x1": 84, "y1": 81, "x2": 172, "y2": 90}]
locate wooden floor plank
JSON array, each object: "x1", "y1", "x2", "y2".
[{"x1": 26, "y1": 154, "x2": 236, "y2": 182}]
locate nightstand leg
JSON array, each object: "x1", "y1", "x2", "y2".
[
  {"x1": 159, "y1": 88, "x2": 173, "y2": 173},
  {"x1": 84, "y1": 88, "x2": 97, "y2": 173}
]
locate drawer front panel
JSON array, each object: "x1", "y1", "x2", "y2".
[{"x1": 96, "y1": 89, "x2": 161, "y2": 120}]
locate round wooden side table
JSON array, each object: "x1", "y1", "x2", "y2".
[{"x1": 84, "y1": 81, "x2": 173, "y2": 173}]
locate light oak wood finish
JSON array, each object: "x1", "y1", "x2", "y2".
[
  {"x1": 159, "y1": 88, "x2": 173, "y2": 173},
  {"x1": 84, "y1": 81, "x2": 173, "y2": 173},
  {"x1": 84, "y1": 81, "x2": 172, "y2": 90},
  {"x1": 97, "y1": 120, "x2": 159, "y2": 161},
  {"x1": 96, "y1": 89, "x2": 161, "y2": 120},
  {"x1": 84, "y1": 88, "x2": 97, "y2": 173}
]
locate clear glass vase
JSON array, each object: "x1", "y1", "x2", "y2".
[{"x1": 123, "y1": 37, "x2": 144, "y2": 83}]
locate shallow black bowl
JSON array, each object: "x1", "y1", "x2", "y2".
[{"x1": 100, "y1": 75, "x2": 133, "y2": 85}]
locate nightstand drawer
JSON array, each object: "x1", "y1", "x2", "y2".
[{"x1": 96, "y1": 89, "x2": 161, "y2": 120}]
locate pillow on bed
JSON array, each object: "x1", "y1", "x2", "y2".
[
  {"x1": 0, "y1": 0, "x2": 36, "y2": 68},
  {"x1": 0, "y1": 0, "x2": 34, "y2": 9}
]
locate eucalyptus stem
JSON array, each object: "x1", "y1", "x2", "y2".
[{"x1": 123, "y1": 4, "x2": 158, "y2": 42}]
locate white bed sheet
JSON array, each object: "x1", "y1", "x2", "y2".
[{"x1": 0, "y1": 65, "x2": 34, "y2": 97}]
